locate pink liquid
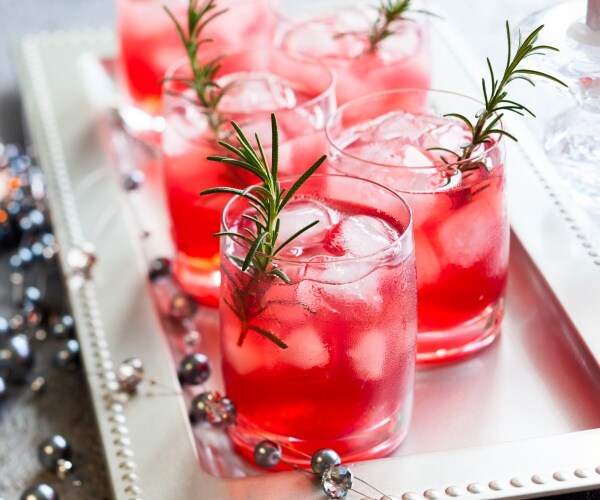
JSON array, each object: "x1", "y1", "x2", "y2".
[
  {"x1": 221, "y1": 189, "x2": 417, "y2": 462},
  {"x1": 162, "y1": 70, "x2": 330, "y2": 306},
  {"x1": 329, "y1": 109, "x2": 509, "y2": 362},
  {"x1": 279, "y1": 13, "x2": 431, "y2": 105},
  {"x1": 117, "y1": 0, "x2": 274, "y2": 115}
]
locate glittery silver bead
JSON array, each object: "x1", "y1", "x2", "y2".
[
  {"x1": 178, "y1": 353, "x2": 211, "y2": 386},
  {"x1": 117, "y1": 358, "x2": 145, "y2": 393},
  {"x1": 37, "y1": 435, "x2": 72, "y2": 473},
  {"x1": 311, "y1": 449, "x2": 341, "y2": 476},
  {"x1": 123, "y1": 170, "x2": 145, "y2": 191},
  {"x1": 0, "y1": 333, "x2": 34, "y2": 383},
  {"x1": 20, "y1": 483, "x2": 59, "y2": 500},
  {"x1": 53, "y1": 339, "x2": 80, "y2": 371},
  {"x1": 169, "y1": 293, "x2": 197, "y2": 320},
  {"x1": 322, "y1": 464, "x2": 353, "y2": 499},
  {"x1": 189, "y1": 391, "x2": 236, "y2": 425},
  {"x1": 254, "y1": 440, "x2": 281, "y2": 468}
]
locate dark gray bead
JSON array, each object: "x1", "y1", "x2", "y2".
[
  {"x1": 123, "y1": 170, "x2": 145, "y2": 191},
  {"x1": 0, "y1": 334, "x2": 34, "y2": 383},
  {"x1": 148, "y1": 257, "x2": 171, "y2": 281},
  {"x1": 253, "y1": 440, "x2": 281, "y2": 468},
  {"x1": 37, "y1": 435, "x2": 72, "y2": 472},
  {"x1": 52, "y1": 339, "x2": 80, "y2": 371},
  {"x1": 20, "y1": 483, "x2": 59, "y2": 500},
  {"x1": 178, "y1": 353, "x2": 211, "y2": 386},
  {"x1": 311, "y1": 448, "x2": 341, "y2": 476}
]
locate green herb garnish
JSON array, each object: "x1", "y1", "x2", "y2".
[
  {"x1": 447, "y1": 21, "x2": 567, "y2": 164},
  {"x1": 368, "y1": 0, "x2": 434, "y2": 52},
  {"x1": 201, "y1": 114, "x2": 326, "y2": 348},
  {"x1": 164, "y1": 0, "x2": 228, "y2": 135}
]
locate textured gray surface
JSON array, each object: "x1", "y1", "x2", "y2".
[
  {"x1": 0, "y1": 0, "x2": 114, "y2": 144},
  {"x1": 0, "y1": 2, "x2": 114, "y2": 499}
]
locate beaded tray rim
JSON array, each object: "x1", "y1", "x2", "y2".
[{"x1": 17, "y1": 16, "x2": 600, "y2": 500}]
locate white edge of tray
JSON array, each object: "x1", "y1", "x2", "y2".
[{"x1": 17, "y1": 19, "x2": 600, "y2": 500}]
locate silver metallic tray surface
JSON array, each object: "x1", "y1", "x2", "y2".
[{"x1": 17, "y1": 14, "x2": 600, "y2": 500}]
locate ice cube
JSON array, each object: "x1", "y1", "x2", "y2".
[
  {"x1": 283, "y1": 325, "x2": 330, "y2": 369},
  {"x1": 324, "y1": 215, "x2": 399, "y2": 257},
  {"x1": 275, "y1": 199, "x2": 337, "y2": 256},
  {"x1": 417, "y1": 120, "x2": 471, "y2": 157},
  {"x1": 365, "y1": 111, "x2": 427, "y2": 142},
  {"x1": 436, "y1": 195, "x2": 498, "y2": 268},
  {"x1": 217, "y1": 71, "x2": 297, "y2": 113},
  {"x1": 413, "y1": 231, "x2": 442, "y2": 288},
  {"x1": 348, "y1": 330, "x2": 386, "y2": 380}
]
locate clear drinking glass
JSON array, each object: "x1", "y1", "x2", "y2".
[
  {"x1": 161, "y1": 47, "x2": 335, "y2": 306},
  {"x1": 116, "y1": 0, "x2": 275, "y2": 140},
  {"x1": 326, "y1": 89, "x2": 509, "y2": 363},
  {"x1": 272, "y1": 0, "x2": 431, "y2": 105},
  {"x1": 220, "y1": 174, "x2": 417, "y2": 463}
]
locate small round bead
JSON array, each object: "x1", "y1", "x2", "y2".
[
  {"x1": 254, "y1": 440, "x2": 281, "y2": 468},
  {"x1": 0, "y1": 376, "x2": 6, "y2": 400},
  {"x1": 322, "y1": 464, "x2": 353, "y2": 499},
  {"x1": 189, "y1": 391, "x2": 236, "y2": 425},
  {"x1": 123, "y1": 170, "x2": 145, "y2": 191},
  {"x1": 20, "y1": 483, "x2": 59, "y2": 500},
  {"x1": 178, "y1": 353, "x2": 211, "y2": 386},
  {"x1": 37, "y1": 435, "x2": 72, "y2": 472},
  {"x1": 53, "y1": 339, "x2": 80, "y2": 371},
  {"x1": 311, "y1": 448, "x2": 341, "y2": 476},
  {"x1": 148, "y1": 257, "x2": 171, "y2": 281},
  {"x1": 0, "y1": 334, "x2": 34, "y2": 383},
  {"x1": 169, "y1": 293, "x2": 197, "y2": 320},
  {"x1": 117, "y1": 358, "x2": 145, "y2": 393}
]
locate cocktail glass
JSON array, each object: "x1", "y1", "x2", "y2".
[
  {"x1": 326, "y1": 89, "x2": 509, "y2": 363},
  {"x1": 272, "y1": 0, "x2": 431, "y2": 105},
  {"x1": 162, "y1": 48, "x2": 335, "y2": 306},
  {"x1": 116, "y1": 0, "x2": 274, "y2": 140},
  {"x1": 220, "y1": 174, "x2": 417, "y2": 463}
]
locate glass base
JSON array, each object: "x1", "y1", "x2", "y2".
[
  {"x1": 173, "y1": 253, "x2": 221, "y2": 308},
  {"x1": 118, "y1": 103, "x2": 165, "y2": 145},
  {"x1": 228, "y1": 398, "x2": 413, "y2": 467},
  {"x1": 416, "y1": 299, "x2": 504, "y2": 364}
]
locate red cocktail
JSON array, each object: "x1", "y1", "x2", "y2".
[
  {"x1": 274, "y1": 1, "x2": 431, "y2": 105},
  {"x1": 220, "y1": 174, "x2": 417, "y2": 462},
  {"x1": 327, "y1": 89, "x2": 509, "y2": 363},
  {"x1": 116, "y1": 0, "x2": 274, "y2": 137},
  {"x1": 162, "y1": 48, "x2": 335, "y2": 306}
]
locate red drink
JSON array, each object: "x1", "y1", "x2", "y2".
[
  {"x1": 275, "y1": 2, "x2": 431, "y2": 105},
  {"x1": 116, "y1": 0, "x2": 274, "y2": 136},
  {"x1": 162, "y1": 49, "x2": 335, "y2": 306},
  {"x1": 221, "y1": 175, "x2": 417, "y2": 462},
  {"x1": 327, "y1": 89, "x2": 509, "y2": 363}
]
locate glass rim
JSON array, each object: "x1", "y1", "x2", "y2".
[
  {"x1": 325, "y1": 88, "x2": 505, "y2": 171},
  {"x1": 220, "y1": 173, "x2": 413, "y2": 265},
  {"x1": 162, "y1": 45, "x2": 337, "y2": 116}
]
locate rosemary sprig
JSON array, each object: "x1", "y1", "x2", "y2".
[
  {"x1": 164, "y1": 0, "x2": 228, "y2": 135},
  {"x1": 449, "y1": 21, "x2": 567, "y2": 163},
  {"x1": 367, "y1": 0, "x2": 434, "y2": 52},
  {"x1": 201, "y1": 114, "x2": 327, "y2": 348}
]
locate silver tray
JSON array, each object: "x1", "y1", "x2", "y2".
[{"x1": 17, "y1": 14, "x2": 600, "y2": 500}]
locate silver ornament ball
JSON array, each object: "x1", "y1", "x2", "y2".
[
  {"x1": 169, "y1": 293, "x2": 197, "y2": 320},
  {"x1": 0, "y1": 333, "x2": 34, "y2": 383},
  {"x1": 311, "y1": 448, "x2": 341, "y2": 476},
  {"x1": 189, "y1": 391, "x2": 236, "y2": 425},
  {"x1": 20, "y1": 484, "x2": 59, "y2": 500},
  {"x1": 37, "y1": 435, "x2": 72, "y2": 473},
  {"x1": 117, "y1": 357, "x2": 145, "y2": 393},
  {"x1": 253, "y1": 440, "x2": 281, "y2": 468},
  {"x1": 178, "y1": 353, "x2": 211, "y2": 386},
  {"x1": 322, "y1": 464, "x2": 353, "y2": 499}
]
